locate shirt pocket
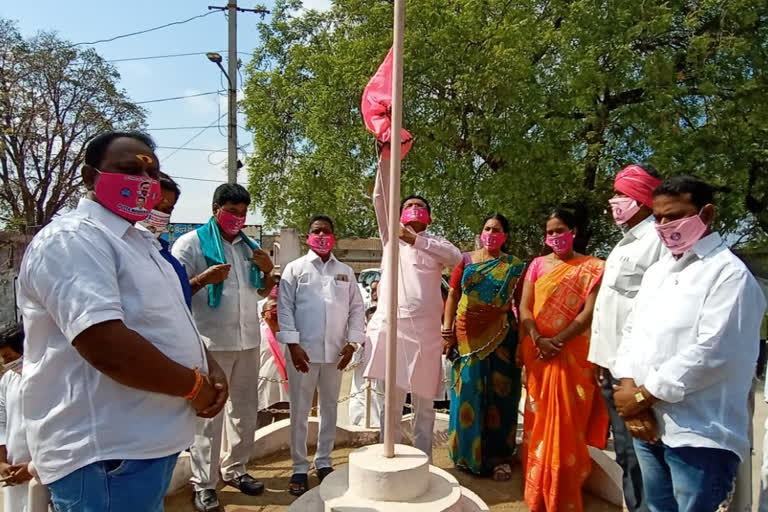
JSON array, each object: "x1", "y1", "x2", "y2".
[
  {"x1": 610, "y1": 257, "x2": 644, "y2": 297},
  {"x1": 331, "y1": 278, "x2": 350, "y2": 304},
  {"x1": 297, "y1": 273, "x2": 312, "y2": 287},
  {"x1": 657, "y1": 287, "x2": 703, "y2": 333}
]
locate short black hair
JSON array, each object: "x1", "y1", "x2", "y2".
[
  {"x1": 653, "y1": 175, "x2": 714, "y2": 209},
  {"x1": 158, "y1": 172, "x2": 181, "y2": 200},
  {"x1": 213, "y1": 183, "x2": 251, "y2": 206},
  {"x1": 639, "y1": 164, "x2": 661, "y2": 179},
  {"x1": 365, "y1": 306, "x2": 377, "y2": 320},
  {"x1": 400, "y1": 194, "x2": 431, "y2": 214},
  {"x1": 85, "y1": 131, "x2": 156, "y2": 168},
  {"x1": 309, "y1": 215, "x2": 335, "y2": 233},
  {"x1": 0, "y1": 324, "x2": 24, "y2": 356}
]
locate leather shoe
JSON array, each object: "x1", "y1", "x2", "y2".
[
  {"x1": 227, "y1": 473, "x2": 265, "y2": 496},
  {"x1": 193, "y1": 489, "x2": 220, "y2": 512}
]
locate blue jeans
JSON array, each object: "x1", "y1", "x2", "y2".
[
  {"x1": 633, "y1": 440, "x2": 738, "y2": 512},
  {"x1": 48, "y1": 453, "x2": 179, "y2": 512}
]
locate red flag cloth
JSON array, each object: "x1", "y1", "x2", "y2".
[
  {"x1": 361, "y1": 48, "x2": 413, "y2": 160},
  {"x1": 614, "y1": 165, "x2": 662, "y2": 208}
]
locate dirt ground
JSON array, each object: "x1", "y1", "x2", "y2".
[{"x1": 164, "y1": 445, "x2": 620, "y2": 512}]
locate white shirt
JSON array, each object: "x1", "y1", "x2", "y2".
[
  {"x1": 588, "y1": 216, "x2": 665, "y2": 370},
  {"x1": 277, "y1": 251, "x2": 365, "y2": 363},
  {"x1": 172, "y1": 230, "x2": 264, "y2": 351},
  {"x1": 614, "y1": 232, "x2": 767, "y2": 458},
  {"x1": 17, "y1": 198, "x2": 208, "y2": 484},
  {"x1": 0, "y1": 368, "x2": 29, "y2": 466},
  {"x1": 257, "y1": 298, "x2": 290, "y2": 408}
]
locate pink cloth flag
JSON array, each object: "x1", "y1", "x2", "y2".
[
  {"x1": 361, "y1": 48, "x2": 413, "y2": 160},
  {"x1": 266, "y1": 326, "x2": 289, "y2": 392}
]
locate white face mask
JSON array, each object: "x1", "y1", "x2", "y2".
[{"x1": 138, "y1": 209, "x2": 171, "y2": 238}]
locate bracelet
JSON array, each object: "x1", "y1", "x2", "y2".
[{"x1": 184, "y1": 367, "x2": 204, "y2": 400}]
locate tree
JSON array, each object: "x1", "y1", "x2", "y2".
[
  {"x1": 243, "y1": 0, "x2": 768, "y2": 257},
  {"x1": 0, "y1": 20, "x2": 146, "y2": 233}
]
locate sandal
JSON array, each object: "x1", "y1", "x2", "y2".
[
  {"x1": 492, "y1": 463, "x2": 513, "y2": 481},
  {"x1": 316, "y1": 466, "x2": 334, "y2": 483},
  {"x1": 289, "y1": 473, "x2": 309, "y2": 496}
]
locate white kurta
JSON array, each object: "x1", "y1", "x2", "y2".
[
  {"x1": 0, "y1": 368, "x2": 30, "y2": 512},
  {"x1": 257, "y1": 298, "x2": 289, "y2": 409},
  {"x1": 363, "y1": 159, "x2": 462, "y2": 399}
]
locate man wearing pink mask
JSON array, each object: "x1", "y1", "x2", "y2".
[
  {"x1": 17, "y1": 132, "x2": 227, "y2": 511},
  {"x1": 173, "y1": 183, "x2": 276, "y2": 512},
  {"x1": 588, "y1": 164, "x2": 664, "y2": 512},
  {"x1": 277, "y1": 215, "x2": 365, "y2": 496},
  {"x1": 364, "y1": 156, "x2": 462, "y2": 461},
  {"x1": 613, "y1": 176, "x2": 766, "y2": 512}
]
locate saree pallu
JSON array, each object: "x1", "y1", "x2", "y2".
[
  {"x1": 521, "y1": 256, "x2": 608, "y2": 512},
  {"x1": 448, "y1": 254, "x2": 525, "y2": 475}
]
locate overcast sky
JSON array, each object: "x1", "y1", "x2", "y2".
[{"x1": 4, "y1": 0, "x2": 333, "y2": 227}]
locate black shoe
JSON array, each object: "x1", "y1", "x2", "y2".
[
  {"x1": 317, "y1": 466, "x2": 334, "y2": 483},
  {"x1": 193, "y1": 489, "x2": 220, "y2": 512},
  {"x1": 227, "y1": 473, "x2": 265, "y2": 496}
]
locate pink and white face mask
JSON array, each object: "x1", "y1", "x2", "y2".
[
  {"x1": 307, "y1": 233, "x2": 336, "y2": 255},
  {"x1": 655, "y1": 214, "x2": 707, "y2": 255},
  {"x1": 609, "y1": 196, "x2": 642, "y2": 225},
  {"x1": 216, "y1": 209, "x2": 246, "y2": 236},
  {"x1": 481, "y1": 231, "x2": 506, "y2": 250},
  {"x1": 545, "y1": 231, "x2": 575, "y2": 255},
  {"x1": 400, "y1": 206, "x2": 431, "y2": 226},
  {"x1": 93, "y1": 171, "x2": 161, "y2": 222}
]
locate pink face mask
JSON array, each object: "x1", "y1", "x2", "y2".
[
  {"x1": 307, "y1": 233, "x2": 336, "y2": 255},
  {"x1": 400, "y1": 206, "x2": 431, "y2": 226},
  {"x1": 481, "y1": 231, "x2": 506, "y2": 250},
  {"x1": 655, "y1": 214, "x2": 707, "y2": 255},
  {"x1": 216, "y1": 209, "x2": 246, "y2": 236},
  {"x1": 93, "y1": 171, "x2": 161, "y2": 222},
  {"x1": 609, "y1": 196, "x2": 641, "y2": 225},
  {"x1": 545, "y1": 231, "x2": 575, "y2": 255}
]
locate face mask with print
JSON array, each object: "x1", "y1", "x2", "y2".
[
  {"x1": 216, "y1": 209, "x2": 246, "y2": 236},
  {"x1": 545, "y1": 231, "x2": 575, "y2": 255},
  {"x1": 400, "y1": 206, "x2": 431, "y2": 226},
  {"x1": 609, "y1": 196, "x2": 641, "y2": 225},
  {"x1": 93, "y1": 171, "x2": 161, "y2": 222},
  {"x1": 655, "y1": 213, "x2": 707, "y2": 255},
  {"x1": 138, "y1": 209, "x2": 171, "y2": 238},
  {"x1": 307, "y1": 233, "x2": 336, "y2": 255},
  {"x1": 481, "y1": 231, "x2": 506, "y2": 250}
]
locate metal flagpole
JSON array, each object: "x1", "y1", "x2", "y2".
[{"x1": 383, "y1": 0, "x2": 406, "y2": 459}]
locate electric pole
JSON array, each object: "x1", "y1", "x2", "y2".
[{"x1": 208, "y1": 3, "x2": 269, "y2": 184}]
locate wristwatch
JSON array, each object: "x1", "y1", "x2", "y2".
[{"x1": 634, "y1": 390, "x2": 646, "y2": 404}]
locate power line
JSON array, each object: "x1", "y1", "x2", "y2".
[
  {"x1": 169, "y1": 175, "x2": 247, "y2": 184},
  {"x1": 146, "y1": 125, "x2": 251, "y2": 131},
  {"x1": 73, "y1": 11, "x2": 218, "y2": 46},
  {"x1": 136, "y1": 91, "x2": 223, "y2": 105},
  {"x1": 160, "y1": 113, "x2": 228, "y2": 162},
  {"x1": 156, "y1": 146, "x2": 227, "y2": 152},
  {"x1": 107, "y1": 51, "x2": 252, "y2": 63}
]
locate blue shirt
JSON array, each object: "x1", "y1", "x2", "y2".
[{"x1": 159, "y1": 238, "x2": 192, "y2": 309}]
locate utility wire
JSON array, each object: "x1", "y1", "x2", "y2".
[
  {"x1": 146, "y1": 125, "x2": 250, "y2": 131},
  {"x1": 160, "y1": 113, "x2": 227, "y2": 162},
  {"x1": 157, "y1": 146, "x2": 227, "y2": 152},
  {"x1": 169, "y1": 175, "x2": 247, "y2": 184},
  {"x1": 108, "y1": 51, "x2": 251, "y2": 63},
  {"x1": 136, "y1": 91, "x2": 223, "y2": 105},
  {"x1": 73, "y1": 12, "x2": 218, "y2": 46}
]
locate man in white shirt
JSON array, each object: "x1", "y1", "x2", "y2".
[
  {"x1": 172, "y1": 183, "x2": 276, "y2": 512},
  {"x1": 278, "y1": 215, "x2": 365, "y2": 497},
  {"x1": 17, "y1": 132, "x2": 227, "y2": 512},
  {"x1": 613, "y1": 176, "x2": 767, "y2": 512},
  {"x1": 588, "y1": 164, "x2": 663, "y2": 512}
]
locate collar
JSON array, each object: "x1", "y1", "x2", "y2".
[
  {"x1": 625, "y1": 214, "x2": 655, "y2": 240},
  {"x1": 134, "y1": 221, "x2": 164, "y2": 249},
  {"x1": 306, "y1": 248, "x2": 337, "y2": 265},
  {"x1": 691, "y1": 231, "x2": 724, "y2": 259},
  {"x1": 77, "y1": 198, "x2": 133, "y2": 238}
]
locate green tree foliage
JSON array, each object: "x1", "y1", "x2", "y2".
[
  {"x1": 0, "y1": 20, "x2": 146, "y2": 233},
  {"x1": 243, "y1": 0, "x2": 767, "y2": 257}
]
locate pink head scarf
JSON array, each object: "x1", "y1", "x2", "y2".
[
  {"x1": 614, "y1": 165, "x2": 662, "y2": 208},
  {"x1": 361, "y1": 48, "x2": 413, "y2": 160}
]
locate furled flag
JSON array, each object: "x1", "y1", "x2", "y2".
[{"x1": 361, "y1": 48, "x2": 413, "y2": 160}]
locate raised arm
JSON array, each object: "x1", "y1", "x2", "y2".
[
  {"x1": 373, "y1": 156, "x2": 391, "y2": 245},
  {"x1": 413, "y1": 234, "x2": 462, "y2": 267}
]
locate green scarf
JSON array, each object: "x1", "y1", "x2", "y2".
[{"x1": 196, "y1": 216, "x2": 263, "y2": 308}]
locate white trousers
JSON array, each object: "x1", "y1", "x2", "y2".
[
  {"x1": 759, "y1": 413, "x2": 768, "y2": 512},
  {"x1": 4, "y1": 481, "x2": 28, "y2": 512},
  {"x1": 190, "y1": 348, "x2": 260, "y2": 490},
  {"x1": 288, "y1": 362, "x2": 343, "y2": 474},
  {"x1": 379, "y1": 387, "x2": 435, "y2": 462}
]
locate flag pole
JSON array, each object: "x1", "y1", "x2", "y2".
[{"x1": 383, "y1": 0, "x2": 406, "y2": 459}]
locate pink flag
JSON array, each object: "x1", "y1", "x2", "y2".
[
  {"x1": 361, "y1": 48, "x2": 413, "y2": 160},
  {"x1": 266, "y1": 326, "x2": 289, "y2": 392}
]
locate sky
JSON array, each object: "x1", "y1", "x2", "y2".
[{"x1": 3, "y1": 0, "x2": 332, "y2": 227}]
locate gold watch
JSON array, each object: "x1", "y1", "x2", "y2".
[{"x1": 634, "y1": 391, "x2": 646, "y2": 404}]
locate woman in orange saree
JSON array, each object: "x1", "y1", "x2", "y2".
[{"x1": 518, "y1": 206, "x2": 609, "y2": 512}]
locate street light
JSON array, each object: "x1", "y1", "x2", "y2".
[{"x1": 205, "y1": 52, "x2": 238, "y2": 183}]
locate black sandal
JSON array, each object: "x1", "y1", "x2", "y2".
[
  {"x1": 289, "y1": 473, "x2": 309, "y2": 496},
  {"x1": 316, "y1": 466, "x2": 334, "y2": 483}
]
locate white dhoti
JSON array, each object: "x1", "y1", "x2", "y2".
[
  {"x1": 348, "y1": 343, "x2": 383, "y2": 427},
  {"x1": 288, "y1": 362, "x2": 344, "y2": 474},
  {"x1": 190, "y1": 348, "x2": 260, "y2": 490},
  {"x1": 4, "y1": 481, "x2": 28, "y2": 512}
]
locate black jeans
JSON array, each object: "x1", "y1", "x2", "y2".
[{"x1": 600, "y1": 369, "x2": 649, "y2": 512}]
